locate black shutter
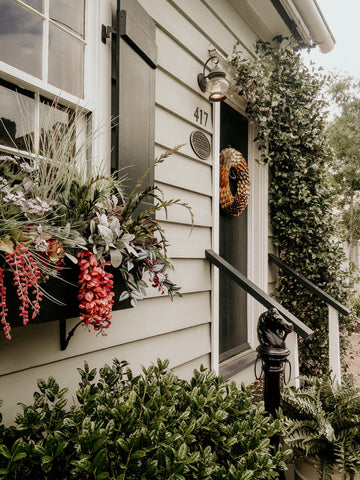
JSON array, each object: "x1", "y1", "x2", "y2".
[{"x1": 112, "y1": 0, "x2": 157, "y2": 200}]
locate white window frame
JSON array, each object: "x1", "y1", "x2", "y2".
[
  {"x1": 0, "y1": 0, "x2": 114, "y2": 173},
  {"x1": 0, "y1": 0, "x2": 91, "y2": 110}
]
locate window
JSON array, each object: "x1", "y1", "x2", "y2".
[
  {"x1": 0, "y1": 80, "x2": 76, "y2": 158},
  {"x1": 0, "y1": 0, "x2": 86, "y2": 97},
  {"x1": 0, "y1": 81, "x2": 34, "y2": 150}
]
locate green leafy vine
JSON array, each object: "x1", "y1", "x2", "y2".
[{"x1": 230, "y1": 38, "x2": 357, "y2": 375}]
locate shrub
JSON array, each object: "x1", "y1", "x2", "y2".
[
  {"x1": 281, "y1": 374, "x2": 360, "y2": 478},
  {"x1": 0, "y1": 359, "x2": 288, "y2": 479}
]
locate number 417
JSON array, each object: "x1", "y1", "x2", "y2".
[{"x1": 194, "y1": 107, "x2": 208, "y2": 127}]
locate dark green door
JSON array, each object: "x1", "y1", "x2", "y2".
[{"x1": 219, "y1": 102, "x2": 249, "y2": 362}]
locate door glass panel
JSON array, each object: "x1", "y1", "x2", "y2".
[
  {"x1": 48, "y1": 24, "x2": 84, "y2": 97},
  {"x1": 0, "y1": 1, "x2": 42, "y2": 78},
  {"x1": 0, "y1": 83, "x2": 35, "y2": 151},
  {"x1": 49, "y1": 0, "x2": 85, "y2": 37},
  {"x1": 23, "y1": 0, "x2": 43, "y2": 12},
  {"x1": 219, "y1": 103, "x2": 249, "y2": 361}
]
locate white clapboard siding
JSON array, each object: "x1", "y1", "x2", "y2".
[
  {"x1": 156, "y1": 69, "x2": 212, "y2": 133},
  {"x1": 139, "y1": 0, "x2": 217, "y2": 61},
  {"x1": 155, "y1": 146, "x2": 212, "y2": 197},
  {"x1": 147, "y1": 258, "x2": 211, "y2": 298},
  {"x1": 133, "y1": 257, "x2": 211, "y2": 301},
  {"x1": 156, "y1": 182, "x2": 211, "y2": 227},
  {"x1": 155, "y1": 106, "x2": 212, "y2": 162},
  {"x1": 0, "y1": 292, "x2": 211, "y2": 376},
  {"x1": 173, "y1": 354, "x2": 211, "y2": 379},
  {"x1": 168, "y1": 258, "x2": 211, "y2": 293},
  {"x1": 160, "y1": 222, "x2": 211, "y2": 259},
  {"x1": 201, "y1": 0, "x2": 260, "y2": 53},
  {"x1": 168, "y1": 0, "x2": 240, "y2": 56},
  {"x1": 1, "y1": 323, "x2": 211, "y2": 425},
  {"x1": 156, "y1": 29, "x2": 205, "y2": 97}
]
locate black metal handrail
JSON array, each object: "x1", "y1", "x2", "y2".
[
  {"x1": 269, "y1": 253, "x2": 350, "y2": 316},
  {"x1": 205, "y1": 249, "x2": 313, "y2": 339}
]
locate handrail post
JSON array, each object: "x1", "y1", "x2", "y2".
[
  {"x1": 328, "y1": 305, "x2": 342, "y2": 385},
  {"x1": 256, "y1": 308, "x2": 292, "y2": 416},
  {"x1": 256, "y1": 308, "x2": 292, "y2": 480}
]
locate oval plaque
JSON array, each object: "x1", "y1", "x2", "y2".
[{"x1": 190, "y1": 130, "x2": 211, "y2": 160}]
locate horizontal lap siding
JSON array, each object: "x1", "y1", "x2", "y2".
[
  {"x1": 0, "y1": 0, "x2": 262, "y2": 420},
  {"x1": 1, "y1": 323, "x2": 211, "y2": 424},
  {"x1": 0, "y1": 292, "x2": 211, "y2": 375},
  {"x1": 155, "y1": 146, "x2": 212, "y2": 196}
]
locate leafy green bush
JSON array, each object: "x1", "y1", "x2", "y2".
[{"x1": 0, "y1": 359, "x2": 288, "y2": 479}]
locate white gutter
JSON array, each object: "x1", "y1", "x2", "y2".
[{"x1": 290, "y1": 0, "x2": 335, "y2": 53}]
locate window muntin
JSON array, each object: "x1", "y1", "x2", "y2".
[
  {"x1": 0, "y1": 0, "x2": 86, "y2": 98},
  {"x1": 0, "y1": 82, "x2": 35, "y2": 150},
  {"x1": 0, "y1": 1, "x2": 43, "y2": 78}
]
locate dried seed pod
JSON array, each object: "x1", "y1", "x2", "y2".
[{"x1": 219, "y1": 147, "x2": 250, "y2": 216}]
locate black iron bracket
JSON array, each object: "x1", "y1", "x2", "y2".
[
  {"x1": 60, "y1": 318, "x2": 83, "y2": 351},
  {"x1": 101, "y1": 25, "x2": 116, "y2": 44}
]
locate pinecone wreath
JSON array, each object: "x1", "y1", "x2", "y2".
[{"x1": 219, "y1": 147, "x2": 250, "y2": 216}]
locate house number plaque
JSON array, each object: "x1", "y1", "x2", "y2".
[{"x1": 190, "y1": 130, "x2": 211, "y2": 160}]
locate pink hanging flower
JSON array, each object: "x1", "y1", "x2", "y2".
[
  {"x1": 0, "y1": 266, "x2": 10, "y2": 340},
  {"x1": 4, "y1": 243, "x2": 43, "y2": 332},
  {"x1": 77, "y1": 251, "x2": 114, "y2": 335}
]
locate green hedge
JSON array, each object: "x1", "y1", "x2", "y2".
[{"x1": 0, "y1": 359, "x2": 288, "y2": 479}]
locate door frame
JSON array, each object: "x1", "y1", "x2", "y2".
[{"x1": 210, "y1": 98, "x2": 268, "y2": 374}]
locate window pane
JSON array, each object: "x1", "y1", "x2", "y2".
[
  {"x1": 0, "y1": 1, "x2": 42, "y2": 78},
  {"x1": 39, "y1": 101, "x2": 74, "y2": 156},
  {"x1": 49, "y1": 0, "x2": 85, "y2": 37},
  {"x1": 48, "y1": 25, "x2": 84, "y2": 98},
  {"x1": 0, "y1": 83, "x2": 35, "y2": 151},
  {"x1": 24, "y1": 0, "x2": 43, "y2": 12}
]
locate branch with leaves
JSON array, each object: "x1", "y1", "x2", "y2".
[{"x1": 230, "y1": 38, "x2": 357, "y2": 375}]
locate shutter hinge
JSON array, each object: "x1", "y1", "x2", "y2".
[{"x1": 101, "y1": 24, "x2": 116, "y2": 44}]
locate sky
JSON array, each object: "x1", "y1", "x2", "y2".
[{"x1": 306, "y1": 0, "x2": 360, "y2": 79}]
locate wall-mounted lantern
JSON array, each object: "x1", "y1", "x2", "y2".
[{"x1": 197, "y1": 56, "x2": 229, "y2": 102}]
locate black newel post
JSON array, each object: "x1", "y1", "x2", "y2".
[{"x1": 256, "y1": 308, "x2": 293, "y2": 479}]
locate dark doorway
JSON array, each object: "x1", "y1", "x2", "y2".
[{"x1": 219, "y1": 102, "x2": 249, "y2": 362}]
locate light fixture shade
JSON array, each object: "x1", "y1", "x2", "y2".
[
  {"x1": 206, "y1": 71, "x2": 229, "y2": 102},
  {"x1": 197, "y1": 56, "x2": 229, "y2": 102}
]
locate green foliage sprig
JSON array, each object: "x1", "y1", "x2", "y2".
[
  {"x1": 230, "y1": 38, "x2": 357, "y2": 375},
  {"x1": 0, "y1": 359, "x2": 288, "y2": 479},
  {"x1": 281, "y1": 374, "x2": 360, "y2": 479}
]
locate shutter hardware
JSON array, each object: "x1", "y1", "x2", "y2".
[{"x1": 102, "y1": 25, "x2": 116, "y2": 44}]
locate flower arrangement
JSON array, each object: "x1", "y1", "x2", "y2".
[{"x1": 0, "y1": 111, "x2": 193, "y2": 339}]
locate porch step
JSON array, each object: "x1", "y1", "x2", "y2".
[{"x1": 220, "y1": 349, "x2": 257, "y2": 381}]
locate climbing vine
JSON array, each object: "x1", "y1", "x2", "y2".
[{"x1": 231, "y1": 38, "x2": 357, "y2": 375}]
